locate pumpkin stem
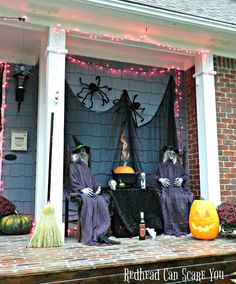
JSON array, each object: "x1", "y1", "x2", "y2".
[{"x1": 14, "y1": 210, "x2": 19, "y2": 215}]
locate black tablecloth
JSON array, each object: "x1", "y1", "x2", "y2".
[{"x1": 110, "y1": 187, "x2": 163, "y2": 237}]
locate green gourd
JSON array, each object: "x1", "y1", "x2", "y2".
[{"x1": 0, "y1": 212, "x2": 32, "y2": 235}]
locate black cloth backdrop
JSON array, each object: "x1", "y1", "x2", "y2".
[{"x1": 64, "y1": 76, "x2": 177, "y2": 187}]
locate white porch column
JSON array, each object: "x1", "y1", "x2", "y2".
[
  {"x1": 35, "y1": 24, "x2": 68, "y2": 239},
  {"x1": 35, "y1": 42, "x2": 47, "y2": 222},
  {"x1": 194, "y1": 52, "x2": 221, "y2": 206}
]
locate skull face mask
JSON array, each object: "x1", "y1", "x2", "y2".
[
  {"x1": 166, "y1": 149, "x2": 176, "y2": 161},
  {"x1": 162, "y1": 146, "x2": 178, "y2": 164},
  {"x1": 71, "y1": 148, "x2": 88, "y2": 165}
]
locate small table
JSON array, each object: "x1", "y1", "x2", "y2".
[{"x1": 110, "y1": 187, "x2": 163, "y2": 238}]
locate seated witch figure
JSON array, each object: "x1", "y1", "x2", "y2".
[
  {"x1": 153, "y1": 145, "x2": 194, "y2": 236},
  {"x1": 64, "y1": 139, "x2": 119, "y2": 245}
]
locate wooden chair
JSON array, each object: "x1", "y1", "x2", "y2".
[
  {"x1": 64, "y1": 144, "x2": 91, "y2": 241},
  {"x1": 64, "y1": 196, "x2": 83, "y2": 241}
]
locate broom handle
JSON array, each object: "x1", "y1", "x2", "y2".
[{"x1": 47, "y1": 112, "x2": 54, "y2": 202}]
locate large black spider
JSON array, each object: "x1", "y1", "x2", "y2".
[
  {"x1": 114, "y1": 90, "x2": 145, "y2": 126},
  {"x1": 76, "y1": 76, "x2": 112, "y2": 109}
]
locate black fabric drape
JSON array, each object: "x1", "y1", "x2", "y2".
[
  {"x1": 65, "y1": 76, "x2": 177, "y2": 187},
  {"x1": 134, "y1": 76, "x2": 178, "y2": 182},
  {"x1": 65, "y1": 81, "x2": 128, "y2": 185}
]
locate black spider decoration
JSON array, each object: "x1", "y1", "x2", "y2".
[
  {"x1": 114, "y1": 90, "x2": 145, "y2": 126},
  {"x1": 76, "y1": 76, "x2": 112, "y2": 109}
]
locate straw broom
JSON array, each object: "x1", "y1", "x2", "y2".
[{"x1": 29, "y1": 112, "x2": 63, "y2": 248}]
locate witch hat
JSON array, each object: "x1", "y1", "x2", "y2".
[
  {"x1": 72, "y1": 135, "x2": 90, "y2": 154},
  {"x1": 162, "y1": 145, "x2": 179, "y2": 154}
]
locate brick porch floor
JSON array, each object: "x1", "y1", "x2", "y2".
[{"x1": 0, "y1": 233, "x2": 236, "y2": 284}]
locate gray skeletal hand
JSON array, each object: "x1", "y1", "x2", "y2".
[
  {"x1": 95, "y1": 186, "x2": 102, "y2": 195},
  {"x1": 159, "y1": 178, "x2": 170, "y2": 187},
  {"x1": 174, "y1": 178, "x2": 183, "y2": 187},
  {"x1": 81, "y1": 188, "x2": 94, "y2": 197}
]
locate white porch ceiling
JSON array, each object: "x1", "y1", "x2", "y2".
[
  {"x1": 0, "y1": 23, "x2": 47, "y2": 65},
  {"x1": 0, "y1": 0, "x2": 235, "y2": 69}
]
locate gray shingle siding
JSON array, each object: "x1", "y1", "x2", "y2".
[
  {"x1": 118, "y1": 0, "x2": 236, "y2": 25},
  {"x1": 2, "y1": 64, "x2": 38, "y2": 217}
]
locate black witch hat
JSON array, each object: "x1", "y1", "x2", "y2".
[
  {"x1": 72, "y1": 136, "x2": 90, "y2": 154},
  {"x1": 162, "y1": 145, "x2": 179, "y2": 154}
]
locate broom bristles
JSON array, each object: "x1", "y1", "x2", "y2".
[
  {"x1": 29, "y1": 202, "x2": 63, "y2": 248},
  {"x1": 41, "y1": 202, "x2": 55, "y2": 215}
]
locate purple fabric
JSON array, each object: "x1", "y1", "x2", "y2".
[
  {"x1": 153, "y1": 160, "x2": 194, "y2": 236},
  {"x1": 68, "y1": 162, "x2": 111, "y2": 245}
]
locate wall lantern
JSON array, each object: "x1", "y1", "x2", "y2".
[{"x1": 13, "y1": 71, "x2": 29, "y2": 112}]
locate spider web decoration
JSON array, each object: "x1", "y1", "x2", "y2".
[
  {"x1": 113, "y1": 90, "x2": 145, "y2": 127},
  {"x1": 76, "y1": 76, "x2": 112, "y2": 109}
]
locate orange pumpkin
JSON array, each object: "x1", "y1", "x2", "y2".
[
  {"x1": 113, "y1": 165, "x2": 135, "y2": 174},
  {"x1": 189, "y1": 200, "x2": 219, "y2": 240}
]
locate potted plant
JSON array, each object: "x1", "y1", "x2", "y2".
[
  {"x1": 217, "y1": 200, "x2": 236, "y2": 236},
  {"x1": 0, "y1": 196, "x2": 16, "y2": 219}
]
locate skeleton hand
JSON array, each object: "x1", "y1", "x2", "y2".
[
  {"x1": 174, "y1": 178, "x2": 183, "y2": 187},
  {"x1": 159, "y1": 178, "x2": 170, "y2": 188},
  {"x1": 81, "y1": 188, "x2": 94, "y2": 197},
  {"x1": 95, "y1": 186, "x2": 102, "y2": 195},
  {"x1": 146, "y1": 228, "x2": 157, "y2": 240}
]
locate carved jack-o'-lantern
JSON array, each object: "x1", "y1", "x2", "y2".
[{"x1": 189, "y1": 200, "x2": 219, "y2": 240}]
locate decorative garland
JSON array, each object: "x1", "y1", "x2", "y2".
[
  {"x1": 67, "y1": 54, "x2": 180, "y2": 76},
  {"x1": 66, "y1": 28, "x2": 208, "y2": 56}
]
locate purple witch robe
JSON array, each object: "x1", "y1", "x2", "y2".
[
  {"x1": 67, "y1": 162, "x2": 110, "y2": 245},
  {"x1": 153, "y1": 160, "x2": 194, "y2": 236}
]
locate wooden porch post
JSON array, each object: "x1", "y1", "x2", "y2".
[
  {"x1": 194, "y1": 52, "x2": 221, "y2": 206},
  {"x1": 35, "y1": 24, "x2": 68, "y2": 240}
]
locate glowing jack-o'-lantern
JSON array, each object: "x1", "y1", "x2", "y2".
[{"x1": 189, "y1": 200, "x2": 219, "y2": 240}]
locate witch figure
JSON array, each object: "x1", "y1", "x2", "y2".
[
  {"x1": 153, "y1": 145, "x2": 194, "y2": 236},
  {"x1": 64, "y1": 138, "x2": 119, "y2": 245}
]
